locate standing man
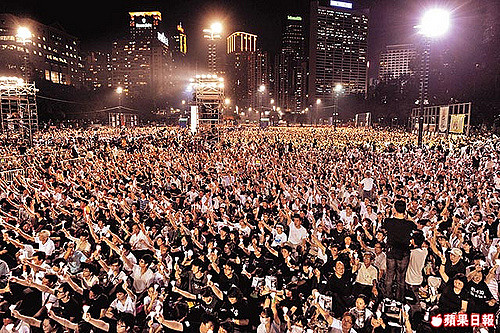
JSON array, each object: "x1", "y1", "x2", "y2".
[
  {"x1": 405, "y1": 232, "x2": 427, "y2": 311},
  {"x1": 382, "y1": 200, "x2": 415, "y2": 301},
  {"x1": 360, "y1": 171, "x2": 375, "y2": 201}
]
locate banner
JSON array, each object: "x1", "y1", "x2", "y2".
[
  {"x1": 190, "y1": 106, "x2": 198, "y2": 134},
  {"x1": 449, "y1": 114, "x2": 465, "y2": 134},
  {"x1": 438, "y1": 106, "x2": 449, "y2": 132}
]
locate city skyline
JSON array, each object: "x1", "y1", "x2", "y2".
[
  {"x1": 1, "y1": 0, "x2": 470, "y2": 78},
  {"x1": 0, "y1": 0, "x2": 498, "y2": 125}
]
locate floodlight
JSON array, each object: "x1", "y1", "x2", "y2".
[
  {"x1": 418, "y1": 8, "x2": 450, "y2": 38},
  {"x1": 211, "y1": 22, "x2": 223, "y2": 34}
]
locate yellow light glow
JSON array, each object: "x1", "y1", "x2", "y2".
[{"x1": 129, "y1": 11, "x2": 162, "y2": 20}]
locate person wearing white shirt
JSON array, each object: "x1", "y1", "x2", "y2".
[
  {"x1": 271, "y1": 224, "x2": 288, "y2": 247},
  {"x1": 129, "y1": 224, "x2": 151, "y2": 252},
  {"x1": 287, "y1": 216, "x2": 308, "y2": 248},
  {"x1": 108, "y1": 286, "x2": 136, "y2": 316},
  {"x1": 35, "y1": 231, "x2": 55, "y2": 257}
]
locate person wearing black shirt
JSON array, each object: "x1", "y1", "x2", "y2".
[
  {"x1": 173, "y1": 286, "x2": 222, "y2": 320},
  {"x1": 438, "y1": 274, "x2": 468, "y2": 314},
  {"x1": 382, "y1": 200, "x2": 415, "y2": 301},
  {"x1": 219, "y1": 287, "x2": 250, "y2": 333},
  {"x1": 216, "y1": 262, "x2": 240, "y2": 294},
  {"x1": 327, "y1": 260, "x2": 355, "y2": 317},
  {"x1": 186, "y1": 259, "x2": 208, "y2": 295},
  {"x1": 485, "y1": 213, "x2": 499, "y2": 238},
  {"x1": 330, "y1": 222, "x2": 348, "y2": 246},
  {"x1": 54, "y1": 283, "x2": 82, "y2": 322},
  {"x1": 440, "y1": 248, "x2": 466, "y2": 282},
  {"x1": 467, "y1": 267, "x2": 498, "y2": 314},
  {"x1": 83, "y1": 284, "x2": 109, "y2": 319}
]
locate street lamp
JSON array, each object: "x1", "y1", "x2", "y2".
[
  {"x1": 116, "y1": 87, "x2": 123, "y2": 106},
  {"x1": 415, "y1": 8, "x2": 450, "y2": 146},
  {"x1": 333, "y1": 84, "x2": 343, "y2": 130},
  {"x1": 314, "y1": 98, "x2": 321, "y2": 125},
  {"x1": 211, "y1": 22, "x2": 223, "y2": 35},
  {"x1": 16, "y1": 26, "x2": 32, "y2": 82},
  {"x1": 258, "y1": 85, "x2": 266, "y2": 117}
]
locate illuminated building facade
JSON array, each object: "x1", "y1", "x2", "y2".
[
  {"x1": 227, "y1": 32, "x2": 257, "y2": 53},
  {"x1": 378, "y1": 44, "x2": 416, "y2": 81},
  {"x1": 308, "y1": 1, "x2": 369, "y2": 105},
  {"x1": 0, "y1": 13, "x2": 83, "y2": 87},
  {"x1": 111, "y1": 11, "x2": 173, "y2": 99},
  {"x1": 173, "y1": 23, "x2": 187, "y2": 56},
  {"x1": 84, "y1": 51, "x2": 112, "y2": 90},
  {"x1": 226, "y1": 32, "x2": 264, "y2": 108}
]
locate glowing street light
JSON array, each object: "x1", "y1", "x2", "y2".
[
  {"x1": 211, "y1": 22, "x2": 223, "y2": 34},
  {"x1": 16, "y1": 27, "x2": 32, "y2": 82},
  {"x1": 417, "y1": 8, "x2": 450, "y2": 38},
  {"x1": 259, "y1": 85, "x2": 266, "y2": 93},
  {"x1": 116, "y1": 87, "x2": 123, "y2": 106},
  {"x1": 333, "y1": 84, "x2": 343, "y2": 130},
  {"x1": 204, "y1": 22, "x2": 223, "y2": 40},
  {"x1": 16, "y1": 27, "x2": 32, "y2": 42}
]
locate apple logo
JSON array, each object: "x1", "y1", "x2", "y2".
[{"x1": 431, "y1": 314, "x2": 443, "y2": 327}]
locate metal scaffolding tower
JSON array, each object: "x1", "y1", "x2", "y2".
[
  {"x1": 192, "y1": 74, "x2": 224, "y2": 127},
  {"x1": 0, "y1": 77, "x2": 38, "y2": 145}
]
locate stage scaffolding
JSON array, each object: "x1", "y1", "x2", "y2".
[
  {"x1": 193, "y1": 74, "x2": 224, "y2": 127},
  {"x1": 0, "y1": 77, "x2": 38, "y2": 145}
]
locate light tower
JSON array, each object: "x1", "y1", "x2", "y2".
[
  {"x1": 203, "y1": 22, "x2": 224, "y2": 74},
  {"x1": 415, "y1": 8, "x2": 450, "y2": 146}
]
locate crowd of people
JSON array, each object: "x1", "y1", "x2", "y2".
[{"x1": 0, "y1": 125, "x2": 499, "y2": 333}]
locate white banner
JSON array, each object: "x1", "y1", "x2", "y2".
[
  {"x1": 438, "y1": 106, "x2": 449, "y2": 132},
  {"x1": 190, "y1": 106, "x2": 198, "y2": 134}
]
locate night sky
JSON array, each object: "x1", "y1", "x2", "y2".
[{"x1": 0, "y1": 0, "x2": 492, "y2": 78}]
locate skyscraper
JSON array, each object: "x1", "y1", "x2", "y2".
[
  {"x1": 226, "y1": 32, "x2": 258, "y2": 108},
  {"x1": 378, "y1": 44, "x2": 416, "y2": 81},
  {"x1": 308, "y1": 1, "x2": 369, "y2": 105},
  {"x1": 275, "y1": 15, "x2": 306, "y2": 112},
  {"x1": 173, "y1": 23, "x2": 187, "y2": 56},
  {"x1": 111, "y1": 11, "x2": 172, "y2": 99}
]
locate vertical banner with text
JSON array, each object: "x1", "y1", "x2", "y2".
[
  {"x1": 449, "y1": 114, "x2": 465, "y2": 134},
  {"x1": 439, "y1": 106, "x2": 449, "y2": 132}
]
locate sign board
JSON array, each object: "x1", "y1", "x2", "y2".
[
  {"x1": 330, "y1": 1, "x2": 353, "y2": 9},
  {"x1": 449, "y1": 114, "x2": 465, "y2": 134},
  {"x1": 157, "y1": 32, "x2": 169, "y2": 46},
  {"x1": 438, "y1": 106, "x2": 449, "y2": 132}
]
